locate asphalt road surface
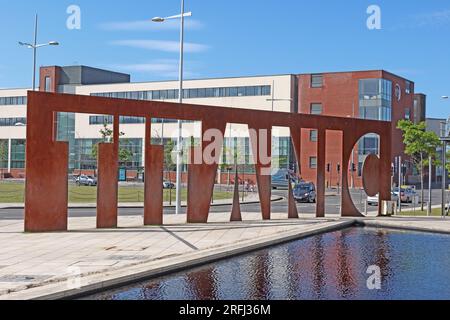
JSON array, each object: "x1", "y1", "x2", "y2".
[{"x1": 0, "y1": 189, "x2": 444, "y2": 221}]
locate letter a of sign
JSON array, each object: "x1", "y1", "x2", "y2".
[{"x1": 366, "y1": 5, "x2": 381, "y2": 30}]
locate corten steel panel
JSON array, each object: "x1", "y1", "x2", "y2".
[
  {"x1": 288, "y1": 181, "x2": 299, "y2": 219},
  {"x1": 249, "y1": 125, "x2": 272, "y2": 221},
  {"x1": 96, "y1": 116, "x2": 119, "y2": 229},
  {"x1": 24, "y1": 91, "x2": 393, "y2": 231},
  {"x1": 362, "y1": 154, "x2": 380, "y2": 197},
  {"x1": 25, "y1": 97, "x2": 68, "y2": 232},
  {"x1": 144, "y1": 142, "x2": 164, "y2": 226},
  {"x1": 187, "y1": 119, "x2": 227, "y2": 223},
  {"x1": 316, "y1": 129, "x2": 326, "y2": 218},
  {"x1": 340, "y1": 122, "x2": 392, "y2": 217},
  {"x1": 230, "y1": 168, "x2": 242, "y2": 222},
  {"x1": 96, "y1": 142, "x2": 118, "y2": 228},
  {"x1": 378, "y1": 128, "x2": 392, "y2": 216}
]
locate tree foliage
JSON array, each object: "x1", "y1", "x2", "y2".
[
  {"x1": 91, "y1": 122, "x2": 133, "y2": 163},
  {"x1": 397, "y1": 120, "x2": 441, "y2": 211},
  {"x1": 397, "y1": 120, "x2": 441, "y2": 168}
]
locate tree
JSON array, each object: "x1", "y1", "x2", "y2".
[
  {"x1": 0, "y1": 140, "x2": 8, "y2": 179},
  {"x1": 397, "y1": 120, "x2": 441, "y2": 210},
  {"x1": 164, "y1": 139, "x2": 176, "y2": 176},
  {"x1": 91, "y1": 122, "x2": 133, "y2": 166}
]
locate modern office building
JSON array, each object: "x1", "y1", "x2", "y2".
[
  {"x1": 0, "y1": 65, "x2": 420, "y2": 188},
  {"x1": 298, "y1": 70, "x2": 416, "y2": 187}
]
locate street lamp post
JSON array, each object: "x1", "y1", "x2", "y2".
[
  {"x1": 153, "y1": 1, "x2": 192, "y2": 215},
  {"x1": 440, "y1": 96, "x2": 450, "y2": 217},
  {"x1": 19, "y1": 14, "x2": 59, "y2": 91}
]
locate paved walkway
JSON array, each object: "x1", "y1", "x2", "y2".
[{"x1": 0, "y1": 212, "x2": 350, "y2": 300}]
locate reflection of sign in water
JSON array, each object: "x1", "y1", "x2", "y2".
[{"x1": 118, "y1": 168, "x2": 127, "y2": 182}]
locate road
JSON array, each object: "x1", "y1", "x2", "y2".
[{"x1": 0, "y1": 189, "x2": 445, "y2": 221}]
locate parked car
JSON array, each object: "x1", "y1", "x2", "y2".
[
  {"x1": 272, "y1": 169, "x2": 298, "y2": 190},
  {"x1": 163, "y1": 181, "x2": 175, "y2": 189},
  {"x1": 271, "y1": 169, "x2": 290, "y2": 190},
  {"x1": 393, "y1": 187, "x2": 416, "y2": 203},
  {"x1": 367, "y1": 192, "x2": 399, "y2": 206},
  {"x1": 293, "y1": 182, "x2": 316, "y2": 203},
  {"x1": 75, "y1": 175, "x2": 97, "y2": 186}
]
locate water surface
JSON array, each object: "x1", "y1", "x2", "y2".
[{"x1": 89, "y1": 228, "x2": 450, "y2": 300}]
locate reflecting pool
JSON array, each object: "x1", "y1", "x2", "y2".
[{"x1": 89, "y1": 228, "x2": 450, "y2": 300}]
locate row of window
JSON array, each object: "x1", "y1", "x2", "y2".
[
  {"x1": 0, "y1": 96, "x2": 27, "y2": 106},
  {"x1": 89, "y1": 115, "x2": 185, "y2": 125},
  {"x1": 91, "y1": 85, "x2": 272, "y2": 101},
  {"x1": 0, "y1": 139, "x2": 25, "y2": 169},
  {"x1": 0, "y1": 117, "x2": 27, "y2": 127}
]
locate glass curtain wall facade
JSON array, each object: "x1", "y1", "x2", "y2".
[
  {"x1": 10, "y1": 139, "x2": 25, "y2": 169},
  {"x1": 74, "y1": 138, "x2": 144, "y2": 170},
  {"x1": 357, "y1": 78, "x2": 391, "y2": 175},
  {"x1": 56, "y1": 113, "x2": 76, "y2": 170},
  {"x1": 359, "y1": 79, "x2": 392, "y2": 122}
]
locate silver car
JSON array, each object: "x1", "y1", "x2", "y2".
[
  {"x1": 367, "y1": 192, "x2": 399, "y2": 206},
  {"x1": 75, "y1": 175, "x2": 97, "y2": 187}
]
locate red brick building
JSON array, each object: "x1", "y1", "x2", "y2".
[{"x1": 297, "y1": 70, "x2": 416, "y2": 188}]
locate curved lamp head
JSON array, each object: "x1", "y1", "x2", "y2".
[
  {"x1": 48, "y1": 41, "x2": 59, "y2": 46},
  {"x1": 152, "y1": 17, "x2": 165, "y2": 23},
  {"x1": 442, "y1": 96, "x2": 449, "y2": 100}
]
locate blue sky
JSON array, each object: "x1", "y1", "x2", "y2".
[{"x1": 0, "y1": 0, "x2": 449, "y2": 118}]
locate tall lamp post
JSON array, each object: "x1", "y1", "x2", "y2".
[
  {"x1": 153, "y1": 1, "x2": 192, "y2": 215},
  {"x1": 266, "y1": 97, "x2": 295, "y2": 175},
  {"x1": 19, "y1": 14, "x2": 59, "y2": 91},
  {"x1": 440, "y1": 96, "x2": 450, "y2": 217}
]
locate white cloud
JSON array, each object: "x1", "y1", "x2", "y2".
[
  {"x1": 391, "y1": 9, "x2": 450, "y2": 30},
  {"x1": 110, "y1": 40, "x2": 209, "y2": 53},
  {"x1": 100, "y1": 19, "x2": 203, "y2": 31},
  {"x1": 414, "y1": 9, "x2": 450, "y2": 27}
]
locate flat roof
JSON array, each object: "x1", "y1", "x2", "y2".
[
  {"x1": 0, "y1": 66, "x2": 416, "y2": 92},
  {"x1": 298, "y1": 69, "x2": 414, "y2": 83}
]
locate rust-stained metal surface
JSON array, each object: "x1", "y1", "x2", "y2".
[
  {"x1": 24, "y1": 91, "x2": 392, "y2": 232},
  {"x1": 144, "y1": 143, "x2": 164, "y2": 226},
  {"x1": 288, "y1": 181, "x2": 299, "y2": 219},
  {"x1": 362, "y1": 154, "x2": 381, "y2": 197},
  {"x1": 230, "y1": 168, "x2": 242, "y2": 222}
]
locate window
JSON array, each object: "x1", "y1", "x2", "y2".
[
  {"x1": 309, "y1": 157, "x2": 318, "y2": 169},
  {"x1": 310, "y1": 103, "x2": 323, "y2": 115},
  {"x1": 310, "y1": 130, "x2": 318, "y2": 142},
  {"x1": 261, "y1": 86, "x2": 271, "y2": 96},
  {"x1": 10, "y1": 139, "x2": 26, "y2": 169},
  {"x1": 90, "y1": 85, "x2": 273, "y2": 102},
  {"x1": 0, "y1": 96, "x2": 27, "y2": 106},
  {"x1": 229, "y1": 87, "x2": 238, "y2": 97},
  {"x1": 359, "y1": 79, "x2": 392, "y2": 121},
  {"x1": 44, "y1": 77, "x2": 52, "y2": 92},
  {"x1": 0, "y1": 118, "x2": 27, "y2": 126},
  {"x1": 405, "y1": 81, "x2": 412, "y2": 94},
  {"x1": 311, "y1": 74, "x2": 323, "y2": 88},
  {"x1": 405, "y1": 108, "x2": 411, "y2": 120}
]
